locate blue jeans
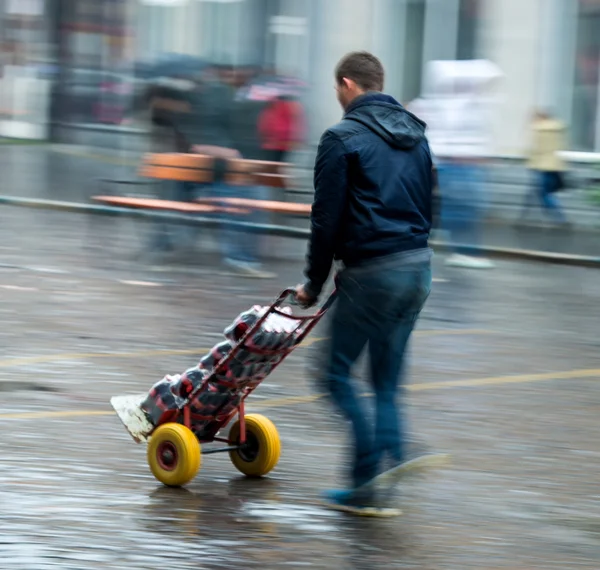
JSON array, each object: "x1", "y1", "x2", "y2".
[
  {"x1": 538, "y1": 171, "x2": 566, "y2": 223},
  {"x1": 324, "y1": 250, "x2": 432, "y2": 488},
  {"x1": 151, "y1": 181, "x2": 203, "y2": 252},
  {"x1": 438, "y1": 163, "x2": 486, "y2": 255},
  {"x1": 521, "y1": 171, "x2": 567, "y2": 223},
  {"x1": 214, "y1": 184, "x2": 268, "y2": 265}
]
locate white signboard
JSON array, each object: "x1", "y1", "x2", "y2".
[
  {"x1": 141, "y1": 0, "x2": 187, "y2": 5},
  {"x1": 6, "y1": 0, "x2": 44, "y2": 16},
  {"x1": 269, "y1": 16, "x2": 307, "y2": 36},
  {"x1": 141, "y1": 0, "x2": 242, "y2": 4}
]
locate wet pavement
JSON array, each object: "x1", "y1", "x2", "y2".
[{"x1": 1, "y1": 208, "x2": 600, "y2": 569}]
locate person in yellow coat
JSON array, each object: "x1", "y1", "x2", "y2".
[{"x1": 522, "y1": 111, "x2": 569, "y2": 225}]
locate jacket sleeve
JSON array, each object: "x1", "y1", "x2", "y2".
[{"x1": 304, "y1": 130, "x2": 348, "y2": 298}]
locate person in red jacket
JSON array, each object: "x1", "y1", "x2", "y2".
[{"x1": 258, "y1": 95, "x2": 306, "y2": 163}]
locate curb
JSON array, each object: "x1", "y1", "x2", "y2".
[
  {"x1": 429, "y1": 240, "x2": 600, "y2": 268},
  {"x1": 1, "y1": 195, "x2": 598, "y2": 268}
]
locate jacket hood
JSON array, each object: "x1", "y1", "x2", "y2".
[{"x1": 343, "y1": 93, "x2": 426, "y2": 149}]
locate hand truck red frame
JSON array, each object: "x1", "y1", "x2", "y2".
[{"x1": 110, "y1": 287, "x2": 336, "y2": 487}]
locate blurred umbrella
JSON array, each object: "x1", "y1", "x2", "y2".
[
  {"x1": 133, "y1": 54, "x2": 207, "y2": 116},
  {"x1": 424, "y1": 59, "x2": 503, "y2": 96},
  {"x1": 136, "y1": 54, "x2": 208, "y2": 81},
  {"x1": 238, "y1": 74, "x2": 306, "y2": 102},
  {"x1": 142, "y1": 0, "x2": 187, "y2": 4}
]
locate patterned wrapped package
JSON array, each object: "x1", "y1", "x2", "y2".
[
  {"x1": 141, "y1": 374, "x2": 185, "y2": 426},
  {"x1": 198, "y1": 340, "x2": 234, "y2": 373},
  {"x1": 224, "y1": 305, "x2": 265, "y2": 342},
  {"x1": 172, "y1": 366, "x2": 209, "y2": 398}
]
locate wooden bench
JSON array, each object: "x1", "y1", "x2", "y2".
[
  {"x1": 137, "y1": 152, "x2": 215, "y2": 183},
  {"x1": 226, "y1": 158, "x2": 292, "y2": 189},
  {"x1": 213, "y1": 158, "x2": 310, "y2": 216},
  {"x1": 90, "y1": 153, "x2": 306, "y2": 257},
  {"x1": 93, "y1": 195, "x2": 247, "y2": 215},
  {"x1": 94, "y1": 152, "x2": 216, "y2": 203},
  {"x1": 196, "y1": 196, "x2": 311, "y2": 216},
  {"x1": 93, "y1": 154, "x2": 302, "y2": 212},
  {"x1": 94, "y1": 153, "x2": 217, "y2": 210}
]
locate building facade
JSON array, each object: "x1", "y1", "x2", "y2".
[
  {"x1": 132, "y1": 0, "x2": 600, "y2": 154},
  {"x1": 2, "y1": 0, "x2": 599, "y2": 153},
  {"x1": 0, "y1": 0, "x2": 53, "y2": 139}
]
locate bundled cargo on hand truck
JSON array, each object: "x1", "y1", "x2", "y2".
[{"x1": 110, "y1": 288, "x2": 335, "y2": 487}]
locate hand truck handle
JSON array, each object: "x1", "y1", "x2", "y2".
[{"x1": 281, "y1": 286, "x2": 337, "y2": 316}]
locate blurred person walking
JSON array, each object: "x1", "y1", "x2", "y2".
[
  {"x1": 145, "y1": 79, "x2": 196, "y2": 253},
  {"x1": 435, "y1": 84, "x2": 494, "y2": 269},
  {"x1": 225, "y1": 65, "x2": 295, "y2": 278},
  {"x1": 520, "y1": 111, "x2": 570, "y2": 227},
  {"x1": 407, "y1": 98, "x2": 442, "y2": 233},
  {"x1": 258, "y1": 94, "x2": 306, "y2": 163},
  {"x1": 424, "y1": 61, "x2": 499, "y2": 269},
  {"x1": 178, "y1": 64, "x2": 272, "y2": 278},
  {"x1": 295, "y1": 52, "x2": 440, "y2": 515}
]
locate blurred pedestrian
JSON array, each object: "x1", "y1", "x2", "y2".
[
  {"x1": 520, "y1": 110, "x2": 569, "y2": 226},
  {"x1": 258, "y1": 94, "x2": 306, "y2": 163},
  {"x1": 407, "y1": 98, "x2": 442, "y2": 232},
  {"x1": 296, "y1": 51, "x2": 437, "y2": 514},
  {"x1": 422, "y1": 61, "x2": 500, "y2": 269},
  {"x1": 145, "y1": 79, "x2": 195, "y2": 253},
  {"x1": 179, "y1": 64, "x2": 272, "y2": 277},
  {"x1": 223, "y1": 65, "x2": 284, "y2": 278},
  {"x1": 435, "y1": 81, "x2": 494, "y2": 269}
]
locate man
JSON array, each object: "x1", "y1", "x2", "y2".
[{"x1": 296, "y1": 52, "x2": 438, "y2": 514}]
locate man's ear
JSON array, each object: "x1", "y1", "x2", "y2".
[{"x1": 340, "y1": 77, "x2": 352, "y2": 90}]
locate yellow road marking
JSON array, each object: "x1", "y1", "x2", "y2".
[
  {"x1": 0, "y1": 367, "x2": 598, "y2": 421},
  {"x1": 0, "y1": 410, "x2": 115, "y2": 420},
  {"x1": 251, "y1": 394, "x2": 323, "y2": 409},
  {"x1": 408, "y1": 368, "x2": 600, "y2": 392},
  {"x1": 0, "y1": 340, "x2": 325, "y2": 368},
  {"x1": 414, "y1": 329, "x2": 493, "y2": 338},
  {"x1": 0, "y1": 329, "x2": 491, "y2": 369},
  {"x1": 0, "y1": 348, "x2": 208, "y2": 368},
  {"x1": 295, "y1": 336, "x2": 323, "y2": 348}
]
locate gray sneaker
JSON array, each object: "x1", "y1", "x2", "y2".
[
  {"x1": 321, "y1": 489, "x2": 401, "y2": 517},
  {"x1": 361, "y1": 453, "x2": 450, "y2": 493}
]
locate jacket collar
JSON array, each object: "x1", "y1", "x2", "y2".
[{"x1": 344, "y1": 92, "x2": 401, "y2": 116}]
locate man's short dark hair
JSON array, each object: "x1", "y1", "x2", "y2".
[{"x1": 335, "y1": 51, "x2": 384, "y2": 92}]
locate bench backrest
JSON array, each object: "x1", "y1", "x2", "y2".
[
  {"x1": 226, "y1": 159, "x2": 292, "y2": 188},
  {"x1": 139, "y1": 153, "x2": 215, "y2": 183},
  {"x1": 140, "y1": 154, "x2": 292, "y2": 189}
]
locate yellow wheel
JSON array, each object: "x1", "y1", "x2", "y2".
[
  {"x1": 147, "y1": 423, "x2": 201, "y2": 487},
  {"x1": 228, "y1": 414, "x2": 281, "y2": 477}
]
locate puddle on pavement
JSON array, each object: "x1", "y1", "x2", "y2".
[{"x1": 241, "y1": 500, "x2": 339, "y2": 533}]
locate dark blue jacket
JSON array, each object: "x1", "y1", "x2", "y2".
[{"x1": 305, "y1": 93, "x2": 433, "y2": 297}]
